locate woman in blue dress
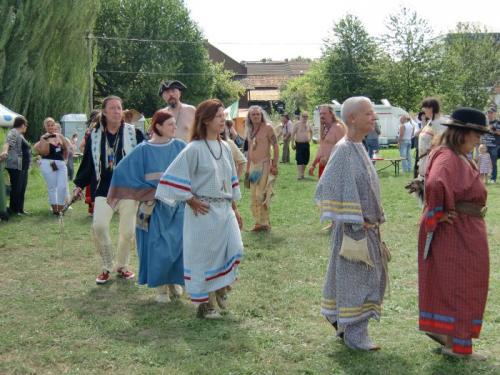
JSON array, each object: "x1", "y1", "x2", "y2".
[{"x1": 108, "y1": 110, "x2": 186, "y2": 303}]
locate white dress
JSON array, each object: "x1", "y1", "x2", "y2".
[{"x1": 155, "y1": 140, "x2": 243, "y2": 304}]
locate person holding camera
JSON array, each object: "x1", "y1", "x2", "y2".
[{"x1": 34, "y1": 117, "x2": 70, "y2": 215}]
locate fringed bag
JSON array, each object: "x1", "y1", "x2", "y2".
[{"x1": 339, "y1": 231, "x2": 373, "y2": 267}]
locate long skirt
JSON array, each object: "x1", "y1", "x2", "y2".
[
  {"x1": 183, "y1": 199, "x2": 243, "y2": 304},
  {"x1": 418, "y1": 215, "x2": 489, "y2": 355},
  {"x1": 136, "y1": 201, "x2": 184, "y2": 287}
]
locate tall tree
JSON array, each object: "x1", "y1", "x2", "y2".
[
  {"x1": 382, "y1": 6, "x2": 435, "y2": 111},
  {"x1": 0, "y1": 0, "x2": 100, "y2": 140},
  {"x1": 94, "y1": 0, "x2": 240, "y2": 116},
  {"x1": 321, "y1": 15, "x2": 382, "y2": 103},
  {"x1": 437, "y1": 23, "x2": 499, "y2": 112}
]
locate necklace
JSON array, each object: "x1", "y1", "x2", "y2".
[
  {"x1": 204, "y1": 139, "x2": 223, "y2": 160},
  {"x1": 322, "y1": 123, "x2": 332, "y2": 140},
  {"x1": 250, "y1": 124, "x2": 262, "y2": 151},
  {"x1": 105, "y1": 128, "x2": 120, "y2": 170}
]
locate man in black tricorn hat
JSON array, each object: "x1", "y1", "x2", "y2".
[{"x1": 158, "y1": 80, "x2": 195, "y2": 142}]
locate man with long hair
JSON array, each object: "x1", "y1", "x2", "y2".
[
  {"x1": 73, "y1": 96, "x2": 144, "y2": 284},
  {"x1": 244, "y1": 105, "x2": 279, "y2": 232}
]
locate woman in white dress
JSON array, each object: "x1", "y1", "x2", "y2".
[{"x1": 156, "y1": 99, "x2": 243, "y2": 319}]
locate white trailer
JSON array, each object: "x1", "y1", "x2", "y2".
[{"x1": 312, "y1": 99, "x2": 408, "y2": 145}]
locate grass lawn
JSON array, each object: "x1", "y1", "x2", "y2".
[{"x1": 0, "y1": 144, "x2": 499, "y2": 375}]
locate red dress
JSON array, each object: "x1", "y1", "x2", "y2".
[{"x1": 418, "y1": 147, "x2": 489, "y2": 355}]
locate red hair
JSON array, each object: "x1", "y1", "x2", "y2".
[{"x1": 150, "y1": 109, "x2": 173, "y2": 136}]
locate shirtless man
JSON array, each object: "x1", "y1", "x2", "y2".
[
  {"x1": 158, "y1": 80, "x2": 195, "y2": 142},
  {"x1": 245, "y1": 105, "x2": 279, "y2": 232},
  {"x1": 291, "y1": 111, "x2": 313, "y2": 179},
  {"x1": 309, "y1": 105, "x2": 346, "y2": 178}
]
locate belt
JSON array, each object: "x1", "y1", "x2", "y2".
[
  {"x1": 198, "y1": 196, "x2": 231, "y2": 204},
  {"x1": 455, "y1": 202, "x2": 487, "y2": 218}
]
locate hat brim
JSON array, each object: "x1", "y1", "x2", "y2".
[
  {"x1": 123, "y1": 109, "x2": 142, "y2": 123},
  {"x1": 441, "y1": 118, "x2": 491, "y2": 134}
]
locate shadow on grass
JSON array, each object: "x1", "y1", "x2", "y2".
[
  {"x1": 328, "y1": 339, "x2": 497, "y2": 375},
  {"x1": 65, "y1": 282, "x2": 255, "y2": 370}
]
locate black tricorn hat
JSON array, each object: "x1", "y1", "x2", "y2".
[
  {"x1": 441, "y1": 107, "x2": 490, "y2": 134},
  {"x1": 158, "y1": 80, "x2": 187, "y2": 96}
]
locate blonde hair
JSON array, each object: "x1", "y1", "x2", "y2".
[
  {"x1": 43, "y1": 117, "x2": 56, "y2": 130},
  {"x1": 478, "y1": 144, "x2": 487, "y2": 153}
]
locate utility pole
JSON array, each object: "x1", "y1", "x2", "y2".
[{"x1": 86, "y1": 32, "x2": 94, "y2": 112}]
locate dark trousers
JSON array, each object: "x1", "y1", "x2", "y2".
[
  {"x1": 487, "y1": 146, "x2": 499, "y2": 181},
  {"x1": 6, "y1": 168, "x2": 28, "y2": 213}
]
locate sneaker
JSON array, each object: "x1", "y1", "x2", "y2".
[
  {"x1": 117, "y1": 268, "x2": 135, "y2": 280},
  {"x1": 96, "y1": 271, "x2": 110, "y2": 284}
]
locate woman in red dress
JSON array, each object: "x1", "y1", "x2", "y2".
[{"x1": 418, "y1": 107, "x2": 491, "y2": 360}]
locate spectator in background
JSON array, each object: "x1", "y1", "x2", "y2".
[
  {"x1": 413, "y1": 111, "x2": 426, "y2": 177},
  {"x1": 34, "y1": 117, "x2": 70, "y2": 215},
  {"x1": 417, "y1": 97, "x2": 446, "y2": 178},
  {"x1": 280, "y1": 113, "x2": 293, "y2": 163},
  {"x1": 79, "y1": 110, "x2": 101, "y2": 215},
  {"x1": 225, "y1": 119, "x2": 244, "y2": 148},
  {"x1": 221, "y1": 121, "x2": 246, "y2": 179},
  {"x1": 159, "y1": 80, "x2": 195, "y2": 142},
  {"x1": 245, "y1": 105, "x2": 279, "y2": 232},
  {"x1": 365, "y1": 120, "x2": 381, "y2": 159},
  {"x1": 291, "y1": 111, "x2": 313, "y2": 179},
  {"x1": 309, "y1": 105, "x2": 346, "y2": 178},
  {"x1": 477, "y1": 144, "x2": 492, "y2": 184},
  {"x1": 482, "y1": 107, "x2": 500, "y2": 183},
  {"x1": 53, "y1": 123, "x2": 74, "y2": 182},
  {"x1": 398, "y1": 115, "x2": 414, "y2": 173},
  {"x1": 1, "y1": 116, "x2": 31, "y2": 215}
]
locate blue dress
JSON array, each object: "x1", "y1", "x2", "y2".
[{"x1": 108, "y1": 139, "x2": 186, "y2": 287}]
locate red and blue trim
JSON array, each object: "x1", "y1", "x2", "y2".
[
  {"x1": 419, "y1": 311, "x2": 454, "y2": 332},
  {"x1": 452, "y1": 338, "x2": 472, "y2": 355},
  {"x1": 189, "y1": 292, "x2": 209, "y2": 304},
  {"x1": 183, "y1": 268, "x2": 192, "y2": 281},
  {"x1": 159, "y1": 174, "x2": 191, "y2": 192},
  {"x1": 424, "y1": 206, "x2": 443, "y2": 231},
  {"x1": 204, "y1": 253, "x2": 242, "y2": 281},
  {"x1": 472, "y1": 319, "x2": 482, "y2": 336},
  {"x1": 231, "y1": 175, "x2": 239, "y2": 189}
]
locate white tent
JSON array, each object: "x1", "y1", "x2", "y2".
[{"x1": 0, "y1": 103, "x2": 21, "y2": 128}]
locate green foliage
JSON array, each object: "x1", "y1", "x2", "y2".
[
  {"x1": 322, "y1": 15, "x2": 383, "y2": 103},
  {"x1": 94, "y1": 0, "x2": 241, "y2": 115},
  {"x1": 94, "y1": 0, "x2": 211, "y2": 114},
  {"x1": 381, "y1": 6, "x2": 435, "y2": 111},
  {"x1": 0, "y1": 0, "x2": 100, "y2": 141},
  {"x1": 437, "y1": 23, "x2": 500, "y2": 112},
  {"x1": 210, "y1": 62, "x2": 246, "y2": 106}
]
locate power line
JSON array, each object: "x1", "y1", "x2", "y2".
[{"x1": 90, "y1": 35, "x2": 323, "y2": 46}]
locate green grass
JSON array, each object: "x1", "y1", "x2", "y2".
[{"x1": 0, "y1": 145, "x2": 499, "y2": 375}]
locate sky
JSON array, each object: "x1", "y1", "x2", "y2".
[{"x1": 183, "y1": 0, "x2": 499, "y2": 62}]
